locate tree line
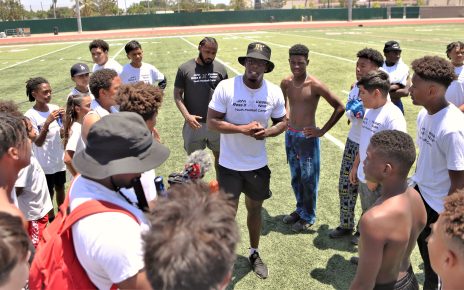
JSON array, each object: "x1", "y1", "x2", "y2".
[{"x1": 0, "y1": 0, "x2": 290, "y2": 21}]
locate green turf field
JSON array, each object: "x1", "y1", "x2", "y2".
[{"x1": 1, "y1": 23, "x2": 463, "y2": 289}]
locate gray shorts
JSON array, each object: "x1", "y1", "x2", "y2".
[
  {"x1": 182, "y1": 122, "x2": 220, "y2": 154},
  {"x1": 359, "y1": 182, "x2": 382, "y2": 213}
]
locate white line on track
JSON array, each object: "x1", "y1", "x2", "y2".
[
  {"x1": 0, "y1": 43, "x2": 80, "y2": 72},
  {"x1": 180, "y1": 36, "x2": 344, "y2": 151}
]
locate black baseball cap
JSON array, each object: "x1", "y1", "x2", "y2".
[
  {"x1": 384, "y1": 41, "x2": 402, "y2": 52},
  {"x1": 70, "y1": 63, "x2": 90, "y2": 77}
]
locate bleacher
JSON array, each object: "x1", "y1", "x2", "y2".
[{"x1": 3, "y1": 27, "x2": 31, "y2": 37}]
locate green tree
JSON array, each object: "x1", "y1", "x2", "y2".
[
  {"x1": 0, "y1": 0, "x2": 26, "y2": 20},
  {"x1": 96, "y1": 0, "x2": 118, "y2": 15},
  {"x1": 127, "y1": 3, "x2": 148, "y2": 14},
  {"x1": 230, "y1": 0, "x2": 248, "y2": 10},
  {"x1": 47, "y1": 6, "x2": 75, "y2": 18},
  {"x1": 262, "y1": 0, "x2": 286, "y2": 8}
]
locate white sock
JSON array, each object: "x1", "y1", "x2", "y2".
[{"x1": 250, "y1": 248, "x2": 259, "y2": 256}]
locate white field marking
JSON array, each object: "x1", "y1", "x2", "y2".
[
  {"x1": 180, "y1": 37, "x2": 241, "y2": 75},
  {"x1": 2, "y1": 62, "x2": 8, "y2": 64},
  {"x1": 167, "y1": 51, "x2": 170, "y2": 54},
  {"x1": 77, "y1": 56, "x2": 82, "y2": 60},
  {"x1": 40, "y1": 59, "x2": 45, "y2": 62},
  {"x1": 0, "y1": 43, "x2": 79, "y2": 72},
  {"x1": 270, "y1": 31, "x2": 440, "y2": 55},
  {"x1": 151, "y1": 42, "x2": 160, "y2": 44},
  {"x1": 181, "y1": 36, "x2": 344, "y2": 151},
  {"x1": 0, "y1": 31, "x2": 268, "y2": 50},
  {"x1": 111, "y1": 44, "x2": 126, "y2": 60},
  {"x1": 242, "y1": 36, "x2": 355, "y2": 64},
  {"x1": 59, "y1": 58, "x2": 64, "y2": 60},
  {"x1": 9, "y1": 48, "x2": 28, "y2": 52}
]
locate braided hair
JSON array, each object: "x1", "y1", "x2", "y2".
[{"x1": 25, "y1": 77, "x2": 49, "y2": 102}]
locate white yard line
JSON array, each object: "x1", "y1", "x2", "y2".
[
  {"x1": 241, "y1": 36, "x2": 355, "y2": 63},
  {"x1": 180, "y1": 37, "x2": 241, "y2": 75},
  {"x1": 270, "y1": 31, "x2": 440, "y2": 55},
  {"x1": 0, "y1": 43, "x2": 80, "y2": 72},
  {"x1": 180, "y1": 36, "x2": 345, "y2": 151},
  {"x1": 111, "y1": 44, "x2": 126, "y2": 60}
]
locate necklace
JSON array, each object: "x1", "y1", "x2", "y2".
[{"x1": 291, "y1": 75, "x2": 308, "y2": 89}]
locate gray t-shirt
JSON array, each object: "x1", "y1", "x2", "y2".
[{"x1": 174, "y1": 59, "x2": 228, "y2": 122}]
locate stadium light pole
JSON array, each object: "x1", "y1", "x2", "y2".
[
  {"x1": 76, "y1": 0, "x2": 82, "y2": 33},
  {"x1": 348, "y1": 0, "x2": 352, "y2": 22}
]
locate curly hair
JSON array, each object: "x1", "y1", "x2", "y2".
[
  {"x1": 89, "y1": 39, "x2": 109, "y2": 52},
  {"x1": 143, "y1": 182, "x2": 239, "y2": 290},
  {"x1": 369, "y1": 130, "x2": 416, "y2": 177},
  {"x1": 411, "y1": 56, "x2": 456, "y2": 88},
  {"x1": 124, "y1": 40, "x2": 142, "y2": 54},
  {"x1": 89, "y1": 68, "x2": 118, "y2": 99},
  {"x1": 357, "y1": 70, "x2": 390, "y2": 97},
  {"x1": 0, "y1": 101, "x2": 21, "y2": 118},
  {"x1": 0, "y1": 113, "x2": 28, "y2": 159},
  {"x1": 357, "y1": 48, "x2": 384, "y2": 68},
  {"x1": 0, "y1": 212, "x2": 30, "y2": 286},
  {"x1": 25, "y1": 77, "x2": 49, "y2": 102},
  {"x1": 442, "y1": 189, "x2": 464, "y2": 254},
  {"x1": 445, "y1": 41, "x2": 464, "y2": 59},
  {"x1": 289, "y1": 44, "x2": 309, "y2": 58},
  {"x1": 117, "y1": 82, "x2": 163, "y2": 121}
]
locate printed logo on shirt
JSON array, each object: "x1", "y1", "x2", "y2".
[
  {"x1": 232, "y1": 99, "x2": 271, "y2": 113},
  {"x1": 418, "y1": 127, "x2": 436, "y2": 147}
]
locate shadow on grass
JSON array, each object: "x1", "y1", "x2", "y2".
[
  {"x1": 261, "y1": 207, "x2": 317, "y2": 236},
  {"x1": 313, "y1": 224, "x2": 358, "y2": 253},
  {"x1": 227, "y1": 255, "x2": 251, "y2": 290},
  {"x1": 310, "y1": 253, "x2": 356, "y2": 290}
]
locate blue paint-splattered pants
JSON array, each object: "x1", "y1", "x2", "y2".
[{"x1": 285, "y1": 130, "x2": 320, "y2": 224}]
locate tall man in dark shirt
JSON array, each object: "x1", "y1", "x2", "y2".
[{"x1": 174, "y1": 37, "x2": 228, "y2": 169}]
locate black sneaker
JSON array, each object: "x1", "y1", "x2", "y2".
[
  {"x1": 329, "y1": 226, "x2": 353, "y2": 239},
  {"x1": 282, "y1": 211, "x2": 300, "y2": 224},
  {"x1": 249, "y1": 252, "x2": 268, "y2": 279}
]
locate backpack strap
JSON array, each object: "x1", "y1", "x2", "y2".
[{"x1": 61, "y1": 200, "x2": 141, "y2": 233}]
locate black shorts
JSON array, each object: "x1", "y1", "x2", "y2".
[
  {"x1": 45, "y1": 171, "x2": 66, "y2": 192},
  {"x1": 373, "y1": 266, "x2": 418, "y2": 290},
  {"x1": 218, "y1": 164, "x2": 272, "y2": 201}
]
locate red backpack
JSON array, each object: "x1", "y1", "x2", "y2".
[{"x1": 29, "y1": 195, "x2": 140, "y2": 290}]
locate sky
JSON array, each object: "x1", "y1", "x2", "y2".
[{"x1": 20, "y1": 0, "x2": 229, "y2": 12}]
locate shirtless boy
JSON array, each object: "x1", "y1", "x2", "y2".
[
  {"x1": 350, "y1": 130, "x2": 426, "y2": 290},
  {"x1": 280, "y1": 44, "x2": 344, "y2": 232}
]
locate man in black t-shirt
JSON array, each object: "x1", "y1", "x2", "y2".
[{"x1": 174, "y1": 37, "x2": 228, "y2": 170}]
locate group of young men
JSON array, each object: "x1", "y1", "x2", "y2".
[{"x1": 0, "y1": 35, "x2": 464, "y2": 290}]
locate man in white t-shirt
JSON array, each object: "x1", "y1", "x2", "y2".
[
  {"x1": 71, "y1": 112, "x2": 170, "y2": 290},
  {"x1": 82, "y1": 69, "x2": 121, "y2": 143},
  {"x1": 89, "y1": 39, "x2": 123, "y2": 74},
  {"x1": 382, "y1": 41, "x2": 410, "y2": 114},
  {"x1": 444, "y1": 41, "x2": 464, "y2": 112},
  {"x1": 349, "y1": 70, "x2": 407, "y2": 230},
  {"x1": 330, "y1": 48, "x2": 384, "y2": 242},
  {"x1": 409, "y1": 56, "x2": 464, "y2": 290},
  {"x1": 120, "y1": 40, "x2": 167, "y2": 89},
  {"x1": 207, "y1": 42, "x2": 287, "y2": 279}
]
